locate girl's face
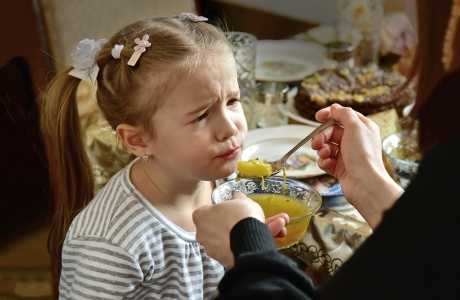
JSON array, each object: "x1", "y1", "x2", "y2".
[{"x1": 145, "y1": 47, "x2": 247, "y2": 182}]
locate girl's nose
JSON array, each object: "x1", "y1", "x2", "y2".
[{"x1": 216, "y1": 112, "x2": 238, "y2": 142}]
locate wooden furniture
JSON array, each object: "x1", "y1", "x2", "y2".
[
  {"x1": 0, "y1": 57, "x2": 51, "y2": 248},
  {"x1": 0, "y1": 1, "x2": 53, "y2": 92},
  {"x1": 203, "y1": 1, "x2": 315, "y2": 39},
  {"x1": 39, "y1": 0, "x2": 198, "y2": 69}
]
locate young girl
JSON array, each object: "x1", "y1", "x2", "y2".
[{"x1": 41, "y1": 13, "x2": 248, "y2": 299}]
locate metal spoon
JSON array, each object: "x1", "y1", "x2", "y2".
[{"x1": 267, "y1": 119, "x2": 336, "y2": 176}]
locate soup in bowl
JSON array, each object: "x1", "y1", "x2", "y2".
[{"x1": 212, "y1": 177, "x2": 322, "y2": 249}]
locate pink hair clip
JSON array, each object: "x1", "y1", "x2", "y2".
[
  {"x1": 127, "y1": 34, "x2": 151, "y2": 67},
  {"x1": 177, "y1": 12, "x2": 208, "y2": 22}
]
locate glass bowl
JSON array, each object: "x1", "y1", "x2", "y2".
[
  {"x1": 212, "y1": 177, "x2": 322, "y2": 249},
  {"x1": 382, "y1": 132, "x2": 420, "y2": 180}
]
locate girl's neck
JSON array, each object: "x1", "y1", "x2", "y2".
[{"x1": 131, "y1": 158, "x2": 213, "y2": 210}]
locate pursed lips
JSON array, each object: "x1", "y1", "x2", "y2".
[
  {"x1": 215, "y1": 138, "x2": 243, "y2": 158},
  {"x1": 215, "y1": 146, "x2": 240, "y2": 158}
]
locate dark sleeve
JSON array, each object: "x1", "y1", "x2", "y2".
[
  {"x1": 319, "y1": 139, "x2": 460, "y2": 299},
  {"x1": 216, "y1": 217, "x2": 316, "y2": 300}
]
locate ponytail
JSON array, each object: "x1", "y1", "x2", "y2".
[
  {"x1": 40, "y1": 16, "x2": 233, "y2": 297},
  {"x1": 40, "y1": 70, "x2": 95, "y2": 297}
]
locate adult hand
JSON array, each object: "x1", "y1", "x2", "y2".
[
  {"x1": 266, "y1": 213, "x2": 289, "y2": 238},
  {"x1": 193, "y1": 192, "x2": 265, "y2": 267},
  {"x1": 311, "y1": 104, "x2": 403, "y2": 228}
]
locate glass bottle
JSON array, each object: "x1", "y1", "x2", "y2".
[{"x1": 336, "y1": 0, "x2": 383, "y2": 66}]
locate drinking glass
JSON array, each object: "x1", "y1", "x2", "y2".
[
  {"x1": 255, "y1": 82, "x2": 289, "y2": 128},
  {"x1": 336, "y1": 0, "x2": 383, "y2": 66},
  {"x1": 225, "y1": 31, "x2": 258, "y2": 128}
]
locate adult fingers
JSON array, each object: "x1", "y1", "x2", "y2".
[
  {"x1": 267, "y1": 217, "x2": 287, "y2": 237},
  {"x1": 266, "y1": 213, "x2": 290, "y2": 224},
  {"x1": 315, "y1": 106, "x2": 333, "y2": 123},
  {"x1": 318, "y1": 144, "x2": 332, "y2": 159},
  {"x1": 311, "y1": 126, "x2": 333, "y2": 148},
  {"x1": 311, "y1": 133, "x2": 326, "y2": 150},
  {"x1": 232, "y1": 191, "x2": 247, "y2": 200},
  {"x1": 327, "y1": 142, "x2": 340, "y2": 159},
  {"x1": 330, "y1": 104, "x2": 361, "y2": 128},
  {"x1": 312, "y1": 126, "x2": 343, "y2": 151},
  {"x1": 275, "y1": 227, "x2": 287, "y2": 238},
  {"x1": 318, "y1": 143, "x2": 340, "y2": 160},
  {"x1": 327, "y1": 126, "x2": 344, "y2": 146},
  {"x1": 192, "y1": 205, "x2": 211, "y2": 224},
  {"x1": 317, "y1": 103, "x2": 363, "y2": 129},
  {"x1": 318, "y1": 158, "x2": 337, "y2": 175}
]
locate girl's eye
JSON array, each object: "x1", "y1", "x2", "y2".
[
  {"x1": 196, "y1": 111, "x2": 209, "y2": 122},
  {"x1": 227, "y1": 98, "x2": 240, "y2": 106}
]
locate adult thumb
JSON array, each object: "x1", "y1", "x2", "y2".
[{"x1": 330, "y1": 103, "x2": 360, "y2": 127}]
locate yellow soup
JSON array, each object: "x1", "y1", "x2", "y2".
[
  {"x1": 249, "y1": 194, "x2": 311, "y2": 249},
  {"x1": 237, "y1": 159, "x2": 272, "y2": 178}
]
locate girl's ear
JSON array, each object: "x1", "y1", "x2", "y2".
[{"x1": 116, "y1": 123, "x2": 149, "y2": 157}]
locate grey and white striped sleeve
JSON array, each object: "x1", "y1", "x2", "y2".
[{"x1": 59, "y1": 237, "x2": 143, "y2": 299}]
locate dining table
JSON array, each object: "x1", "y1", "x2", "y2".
[{"x1": 76, "y1": 20, "x2": 413, "y2": 285}]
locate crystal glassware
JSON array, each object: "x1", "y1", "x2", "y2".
[
  {"x1": 225, "y1": 31, "x2": 258, "y2": 128},
  {"x1": 336, "y1": 0, "x2": 383, "y2": 66}
]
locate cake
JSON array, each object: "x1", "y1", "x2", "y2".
[
  {"x1": 367, "y1": 109, "x2": 401, "y2": 140},
  {"x1": 294, "y1": 66, "x2": 413, "y2": 120}
]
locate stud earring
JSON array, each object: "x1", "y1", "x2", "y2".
[{"x1": 141, "y1": 154, "x2": 150, "y2": 160}]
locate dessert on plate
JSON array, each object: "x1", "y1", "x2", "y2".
[{"x1": 294, "y1": 65, "x2": 413, "y2": 120}]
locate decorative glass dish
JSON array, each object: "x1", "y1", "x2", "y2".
[
  {"x1": 213, "y1": 177, "x2": 322, "y2": 249},
  {"x1": 382, "y1": 131, "x2": 420, "y2": 180}
]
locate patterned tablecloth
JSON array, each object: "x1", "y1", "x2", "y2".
[
  {"x1": 282, "y1": 175, "x2": 372, "y2": 285},
  {"x1": 282, "y1": 204, "x2": 372, "y2": 285}
]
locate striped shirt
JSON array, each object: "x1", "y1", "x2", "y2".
[{"x1": 59, "y1": 161, "x2": 225, "y2": 299}]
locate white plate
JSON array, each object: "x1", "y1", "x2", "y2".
[
  {"x1": 279, "y1": 87, "x2": 321, "y2": 126},
  {"x1": 305, "y1": 25, "x2": 337, "y2": 44},
  {"x1": 256, "y1": 39, "x2": 335, "y2": 82},
  {"x1": 242, "y1": 125, "x2": 326, "y2": 178}
]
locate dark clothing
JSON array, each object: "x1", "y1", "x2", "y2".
[
  {"x1": 217, "y1": 139, "x2": 460, "y2": 299},
  {"x1": 219, "y1": 218, "x2": 316, "y2": 300}
]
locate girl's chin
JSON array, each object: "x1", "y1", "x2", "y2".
[
  {"x1": 211, "y1": 164, "x2": 237, "y2": 180},
  {"x1": 221, "y1": 169, "x2": 236, "y2": 179}
]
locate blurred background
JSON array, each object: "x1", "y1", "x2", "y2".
[{"x1": 0, "y1": 0, "x2": 411, "y2": 298}]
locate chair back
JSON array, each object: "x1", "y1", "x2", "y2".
[{"x1": 0, "y1": 57, "x2": 51, "y2": 248}]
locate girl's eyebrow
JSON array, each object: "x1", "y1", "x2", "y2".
[
  {"x1": 187, "y1": 102, "x2": 212, "y2": 116},
  {"x1": 228, "y1": 90, "x2": 240, "y2": 98},
  {"x1": 187, "y1": 90, "x2": 239, "y2": 116}
]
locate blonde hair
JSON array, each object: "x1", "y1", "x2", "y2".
[{"x1": 40, "y1": 16, "x2": 229, "y2": 296}]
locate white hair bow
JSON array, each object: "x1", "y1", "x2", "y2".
[
  {"x1": 111, "y1": 44, "x2": 124, "y2": 59},
  {"x1": 68, "y1": 38, "x2": 107, "y2": 83}
]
